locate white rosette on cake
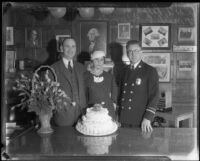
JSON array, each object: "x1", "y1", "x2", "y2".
[{"x1": 75, "y1": 104, "x2": 119, "y2": 136}]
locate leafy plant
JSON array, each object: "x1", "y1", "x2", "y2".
[{"x1": 12, "y1": 66, "x2": 72, "y2": 116}]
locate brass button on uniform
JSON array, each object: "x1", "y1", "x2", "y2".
[
  {"x1": 129, "y1": 99, "x2": 132, "y2": 102},
  {"x1": 128, "y1": 107, "x2": 131, "y2": 110},
  {"x1": 124, "y1": 83, "x2": 127, "y2": 86},
  {"x1": 123, "y1": 91, "x2": 126, "y2": 93},
  {"x1": 131, "y1": 83, "x2": 134, "y2": 86},
  {"x1": 130, "y1": 91, "x2": 133, "y2": 94}
]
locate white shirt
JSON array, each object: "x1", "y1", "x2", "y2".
[
  {"x1": 62, "y1": 57, "x2": 73, "y2": 69},
  {"x1": 134, "y1": 60, "x2": 141, "y2": 69}
]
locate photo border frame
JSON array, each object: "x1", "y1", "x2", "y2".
[
  {"x1": 118, "y1": 23, "x2": 131, "y2": 40},
  {"x1": 6, "y1": 27, "x2": 14, "y2": 45},
  {"x1": 140, "y1": 23, "x2": 171, "y2": 50},
  {"x1": 80, "y1": 21, "x2": 108, "y2": 57},
  {"x1": 5, "y1": 50, "x2": 16, "y2": 72},
  {"x1": 25, "y1": 28, "x2": 42, "y2": 48},
  {"x1": 177, "y1": 27, "x2": 195, "y2": 44},
  {"x1": 141, "y1": 53, "x2": 170, "y2": 82}
]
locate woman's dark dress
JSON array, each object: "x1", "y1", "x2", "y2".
[{"x1": 84, "y1": 71, "x2": 118, "y2": 119}]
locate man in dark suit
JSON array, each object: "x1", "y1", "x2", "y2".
[
  {"x1": 118, "y1": 40, "x2": 159, "y2": 132},
  {"x1": 51, "y1": 37, "x2": 87, "y2": 126}
]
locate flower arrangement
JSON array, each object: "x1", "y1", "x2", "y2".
[{"x1": 12, "y1": 66, "x2": 72, "y2": 116}]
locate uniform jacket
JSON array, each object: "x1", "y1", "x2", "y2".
[
  {"x1": 118, "y1": 60, "x2": 159, "y2": 127},
  {"x1": 51, "y1": 59, "x2": 87, "y2": 126}
]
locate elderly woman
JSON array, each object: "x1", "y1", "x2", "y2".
[{"x1": 85, "y1": 51, "x2": 118, "y2": 119}]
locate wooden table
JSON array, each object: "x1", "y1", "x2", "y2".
[{"x1": 5, "y1": 127, "x2": 198, "y2": 160}]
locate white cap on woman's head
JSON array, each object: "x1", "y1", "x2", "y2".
[{"x1": 91, "y1": 51, "x2": 106, "y2": 60}]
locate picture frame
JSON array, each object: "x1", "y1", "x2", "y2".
[
  {"x1": 5, "y1": 50, "x2": 16, "y2": 72},
  {"x1": 80, "y1": 21, "x2": 108, "y2": 57},
  {"x1": 6, "y1": 27, "x2": 14, "y2": 45},
  {"x1": 118, "y1": 23, "x2": 131, "y2": 40},
  {"x1": 56, "y1": 35, "x2": 71, "y2": 52},
  {"x1": 25, "y1": 28, "x2": 42, "y2": 48},
  {"x1": 178, "y1": 60, "x2": 192, "y2": 71},
  {"x1": 140, "y1": 24, "x2": 171, "y2": 50},
  {"x1": 177, "y1": 27, "x2": 195, "y2": 43},
  {"x1": 141, "y1": 53, "x2": 170, "y2": 82}
]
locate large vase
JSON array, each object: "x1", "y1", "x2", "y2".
[{"x1": 37, "y1": 113, "x2": 53, "y2": 134}]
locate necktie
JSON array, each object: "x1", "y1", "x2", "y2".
[{"x1": 68, "y1": 61, "x2": 72, "y2": 73}]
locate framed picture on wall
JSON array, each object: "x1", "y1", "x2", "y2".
[
  {"x1": 118, "y1": 23, "x2": 131, "y2": 40},
  {"x1": 25, "y1": 28, "x2": 42, "y2": 48},
  {"x1": 177, "y1": 27, "x2": 195, "y2": 44},
  {"x1": 6, "y1": 27, "x2": 14, "y2": 45},
  {"x1": 80, "y1": 21, "x2": 107, "y2": 58},
  {"x1": 56, "y1": 35, "x2": 71, "y2": 52},
  {"x1": 142, "y1": 53, "x2": 170, "y2": 82},
  {"x1": 5, "y1": 50, "x2": 16, "y2": 72},
  {"x1": 140, "y1": 24, "x2": 171, "y2": 50}
]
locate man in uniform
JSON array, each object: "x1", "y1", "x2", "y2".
[{"x1": 118, "y1": 40, "x2": 159, "y2": 132}]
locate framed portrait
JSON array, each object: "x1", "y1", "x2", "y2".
[
  {"x1": 141, "y1": 53, "x2": 170, "y2": 82},
  {"x1": 118, "y1": 23, "x2": 131, "y2": 40},
  {"x1": 80, "y1": 21, "x2": 107, "y2": 57},
  {"x1": 56, "y1": 35, "x2": 71, "y2": 52},
  {"x1": 5, "y1": 50, "x2": 16, "y2": 72},
  {"x1": 177, "y1": 27, "x2": 195, "y2": 43},
  {"x1": 140, "y1": 24, "x2": 171, "y2": 50},
  {"x1": 25, "y1": 28, "x2": 42, "y2": 48},
  {"x1": 6, "y1": 27, "x2": 14, "y2": 45}
]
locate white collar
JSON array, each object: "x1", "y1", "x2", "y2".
[
  {"x1": 134, "y1": 60, "x2": 141, "y2": 69},
  {"x1": 62, "y1": 57, "x2": 73, "y2": 68}
]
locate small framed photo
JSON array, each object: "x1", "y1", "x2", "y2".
[
  {"x1": 178, "y1": 60, "x2": 192, "y2": 71},
  {"x1": 56, "y1": 35, "x2": 71, "y2": 52},
  {"x1": 142, "y1": 53, "x2": 170, "y2": 82},
  {"x1": 140, "y1": 24, "x2": 171, "y2": 50},
  {"x1": 25, "y1": 28, "x2": 42, "y2": 48},
  {"x1": 6, "y1": 27, "x2": 14, "y2": 45},
  {"x1": 178, "y1": 27, "x2": 195, "y2": 43},
  {"x1": 5, "y1": 50, "x2": 16, "y2": 72},
  {"x1": 118, "y1": 23, "x2": 131, "y2": 40}
]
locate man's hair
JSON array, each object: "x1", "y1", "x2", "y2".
[
  {"x1": 61, "y1": 37, "x2": 76, "y2": 46},
  {"x1": 126, "y1": 40, "x2": 141, "y2": 49}
]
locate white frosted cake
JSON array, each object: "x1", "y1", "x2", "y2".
[{"x1": 76, "y1": 104, "x2": 118, "y2": 136}]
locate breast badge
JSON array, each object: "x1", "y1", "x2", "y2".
[{"x1": 136, "y1": 78, "x2": 142, "y2": 85}]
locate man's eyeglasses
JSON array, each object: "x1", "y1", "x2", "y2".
[{"x1": 127, "y1": 49, "x2": 141, "y2": 54}]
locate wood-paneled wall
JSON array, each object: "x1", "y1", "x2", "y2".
[{"x1": 3, "y1": 2, "x2": 198, "y2": 127}]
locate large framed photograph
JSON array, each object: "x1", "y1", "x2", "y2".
[
  {"x1": 142, "y1": 53, "x2": 170, "y2": 82},
  {"x1": 140, "y1": 24, "x2": 171, "y2": 50},
  {"x1": 6, "y1": 27, "x2": 14, "y2": 45},
  {"x1": 56, "y1": 35, "x2": 71, "y2": 52},
  {"x1": 5, "y1": 50, "x2": 16, "y2": 72},
  {"x1": 177, "y1": 27, "x2": 195, "y2": 44},
  {"x1": 80, "y1": 21, "x2": 107, "y2": 57},
  {"x1": 25, "y1": 28, "x2": 42, "y2": 48},
  {"x1": 118, "y1": 23, "x2": 131, "y2": 40}
]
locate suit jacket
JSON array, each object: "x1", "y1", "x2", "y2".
[
  {"x1": 118, "y1": 60, "x2": 159, "y2": 127},
  {"x1": 51, "y1": 59, "x2": 87, "y2": 126}
]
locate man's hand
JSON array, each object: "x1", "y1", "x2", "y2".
[{"x1": 141, "y1": 118, "x2": 153, "y2": 133}]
